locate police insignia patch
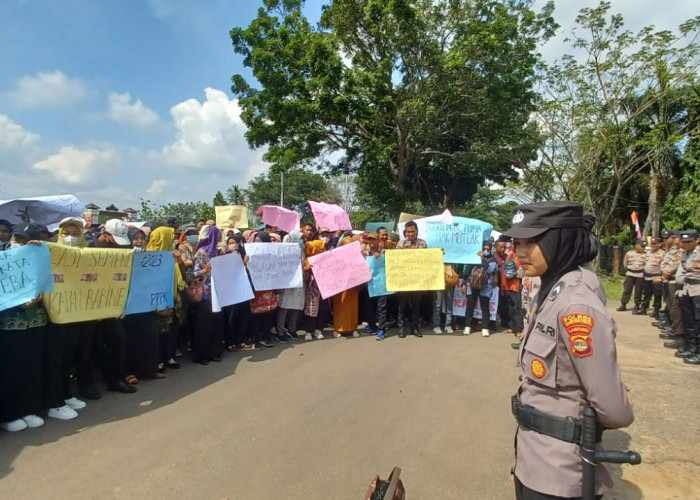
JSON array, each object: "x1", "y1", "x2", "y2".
[
  {"x1": 569, "y1": 334, "x2": 593, "y2": 358},
  {"x1": 531, "y1": 359, "x2": 546, "y2": 378}
]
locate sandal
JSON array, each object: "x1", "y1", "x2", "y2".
[{"x1": 125, "y1": 375, "x2": 139, "y2": 384}]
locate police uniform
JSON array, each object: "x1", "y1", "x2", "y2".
[
  {"x1": 504, "y1": 202, "x2": 634, "y2": 499},
  {"x1": 673, "y1": 230, "x2": 700, "y2": 364},
  {"x1": 658, "y1": 231, "x2": 683, "y2": 334},
  {"x1": 641, "y1": 238, "x2": 665, "y2": 316},
  {"x1": 619, "y1": 244, "x2": 647, "y2": 312}
]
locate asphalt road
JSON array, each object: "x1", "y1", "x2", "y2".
[{"x1": 0, "y1": 308, "x2": 698, "y2": 499}]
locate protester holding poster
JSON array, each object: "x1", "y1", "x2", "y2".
[
  {"x1": 0, "y1": 218, "x2": 13, "y2": 251},
  {"x1": 332, "y1": 234, "x2": 363, "y2": 338},
  {"x1": 277, "y1": 231, "x2": 305, "y2": 341},
  {"x1": 191, "y1": 225, "x2": 224, "y2": 364},
  {"x1": 395, "y1": 221, "x2": 427, "y2": 338},
  {"x1": 247, "y1": 231, "x2": 279, "y2": 348},
  {"x1": 302, "y1": 227, "x2": 329, "y2": 341},
  {"x1": 462, "y1": 242, "x2": 499, "y2": 337},
  {"x1": 364, "y1": 233, "x2": 389, "y2": 340},
  {"x1": 0, "y1": 224, "x2": 50, "y2": 431}
]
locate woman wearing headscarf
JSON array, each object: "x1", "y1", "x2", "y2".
[
  {"x1": 276, "y1": 231, "x2": 305, "y2": 340},
  {"x1": 191, "y1": 225, "x2": 224, "y2": 364},
  {"x1": 222, "y1": 234, "x2": 251, "y2": 350},
  {"x1": 505, "y1": 202, "x2": 633, "y2": 499},
  {"x1": 43, "y1": 218, "x2": 96, "y2": 423},
  {"x1": 176, "y1": 226, "x2": 199, "y2": 354},
  {"x1": 247, "y1": 231, "x2": 279, "y2": 348},
  {"x1": 302, "y1": 228, "x2": 329, "y2": 341},
  {"x1": 0, "y1": 219, "x2": 13, "y2": 251},
  {"x1": 332, "y1": 233, "x2": 362, "y2": 338}
]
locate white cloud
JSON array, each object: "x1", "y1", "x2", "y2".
[
  {"x1": 0, "y1": 114, "x2": 38, "y2": 152},
  {"x1": 5, "y1": 70, "x2": 88, "y2": 108},
  {"x1": 108, "y1": 92, "x2": 160, "y2": 129},
  {"x1": 152, "y1": 87, "x2": 268, "y2": 176},
  {"x1": 146, "y1": 179, "x2": 169, "y2": 198},
  {"x1": 32, "y1": 146, "x2": 118, "y2": 185}
]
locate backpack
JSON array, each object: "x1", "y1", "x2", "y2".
[
  {"x1": 503, "y1": 257, "x2": 518, "y2": 280},
  {"x1": 468, "y1": 265, "x2": 488, "y2": 290}
]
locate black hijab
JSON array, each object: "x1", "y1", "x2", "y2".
[{"x1": 534, "y1": 226, "x2": 596, "y2": 310}]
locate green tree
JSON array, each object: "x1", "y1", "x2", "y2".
[
  {"x1": 226, "y1": 185, "x2": 246, "y2": 205},
  {"x1": 138, "y1": 198, "x2": 213, "y2": 225},
  {"x1": 231, "y1": 0, "x2": 555, "y2": 214},
  {"x1": 213, "y1": 191, "x2": 227, "y2": 207}
]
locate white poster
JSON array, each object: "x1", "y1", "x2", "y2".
[
  {"x1": 210, "y1": 253, "x2": 254, "y2": 312},
  {"x1": 244, "y1": 243, "x2": 303, "y2": 291}
]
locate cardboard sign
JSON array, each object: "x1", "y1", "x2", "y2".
[
  {"x1": 124, "y1": 251, "x2": 175, "y2": 314},
  {"x1": 0, "y1": 243, "x2": 54, "y2": 312},
  {"x1": 308, "y1": 201, "x2": 352, "y2": 231},
  {"x1": 308, "y1": 241, "x2": 370, "y2": 299},
  {"x1": 245, "y1": 243, "x2": 303, "y2": 291},
  {"x1": 215, "y1": 205, "x2": 249, "y2": 229},
  {"x1": 385, "y1": 248, "x2": 444, "y2": 291},
  {"x1": 256, "y1": 205, "x2": 300, "y2": 234},
  {"x1": 366, "y1": 254, "x2": 393, "y2": 297}
]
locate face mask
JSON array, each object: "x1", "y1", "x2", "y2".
[
  {"x1": 133, "y1": 246, "x2": 145, "y2": 252},
  {"x1": 483, "y1": 250, "x2": 491, "y2": 257},
  {"x1": 320, "y1": 236, "x2": 329, "y2": 243},
  {"x1": 228, "y1": 244, "x2": 239, "y2": 252},
  {"x1": 10, "y1": 241, "x2": 21, "y2": 249},
  {"x1": 62, "y1": 235, "x2": 80, "y2": 247},
  {"x1": 187, "y1": 235, "x2": 198, "y2": 244}
]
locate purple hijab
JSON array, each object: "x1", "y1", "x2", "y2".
[{"x1": 195, "y1": 225, "x2": 221, "y2": 259}]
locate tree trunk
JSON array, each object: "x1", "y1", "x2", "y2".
[{"x1": 644, "y1": 162, "x2": 661, "y2": 237}]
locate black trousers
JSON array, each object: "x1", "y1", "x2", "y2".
[
  {"x1": 223, "y1": 301, "x2": 251, "y2": 346},
  {"x1": 679, "y1": 294, "x2": 700, "y2": 346},
  {"x1": 466, "y1": 291, "x2": 491, "y2": 328},
  {"x1": 620, "y1": 276, "x2": 644, "y2": 307},
  {"x1": 366, "y1": 295, "x2": 388, "y2": 330},
  {"x1": 97, "y1": 319, "x2": 128, "y2": 385},
  {"x1": 514, "y1": 476, "x2": 601, "y2": 500},
  {"x1": 397, "y1": 292, "x2": 422, "y2": 331},
  {"x1": 248, "y1": 310, "x2": 274, "y2": 344},
  {"x1": 0, "y1": 327, "x2": 45, "y2": 422},
  {"x1": 123, "y1": 312, "x2": 159, "y2": 376},
  {"x1": 664, "y1": 282, "x2": 684, "y2": 334},
  {"x1": 192, "y1": 300, "x2": 223, "y2": 361},
  {"x1": 504, "y1": 289, "x2": 524, "y2": 332},
  {"x1": 641, "y1": 278, "x2": 662, "y2": 310}
]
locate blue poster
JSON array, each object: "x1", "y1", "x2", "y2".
[
  {"x1": 0, "y1": 243, "x2": 54, "y2": 312},
  {"x1": 124, "y1": 251, "x2": 175, "y2": 314},
  {"x1": 425, "y1": 218, "x2": 493, "y2": 264},
  {"x1": 366, "y1": 254, "x2": 394, "y2": 297}
]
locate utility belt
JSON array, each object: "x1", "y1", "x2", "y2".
[
  {"x1": 685, "y1": 278, "x2": 700, "y2": 285},
  {"x1": 511, "y1": 395, "x2": 602, "y2": 445},
  {"x1": 644, "y1": 272, "x2": 661, "y2": 278}
]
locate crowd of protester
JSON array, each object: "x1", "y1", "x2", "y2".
[{"x1": 0, "y1": 213, "x2": 546, "y2": 433}]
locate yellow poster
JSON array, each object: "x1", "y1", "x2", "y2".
[
  {"x1": 385, "y1": 248, "x2": 445, "y2": 291},
  {"x1": 215, "y1": 205, "x2": 249, "y2": 229},
  {"x1": 398, "y1": 212, "x2": 425, "y2": 223},
  {"x1": 43, "y1": 243, "x2": 133, "y2": 324}
]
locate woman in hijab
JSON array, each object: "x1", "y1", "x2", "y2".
[
  {"x1": 332, "y1": 234, "x2": 362, "y2": 338},
  {"x1": 221, "y1": 234, "x2": 252, "y2": 350},
  {"x1": 122, "y1": 227, "x2": 165, "y2": 384},
  {"x1": 302, "y1": 228, "x2": 328, "y2": 341},
  {"x1": 505, "y1": 202, "x2": 633, "y2": 499},
  {"x1": 247, "y1": 231, "x2": 279, "y2": 348},
  {"x1": 276, "y1": 231, "x2": 305, "y2": 340},
  {"x1": 191, "y1": 225, "x2": 224, "y2": 364}
]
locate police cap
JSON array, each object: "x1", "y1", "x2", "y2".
[
  {"x1": 680, "y1": 229, "x2": 698, "y2": 242},
  {"x1": 651, "y1": 237, "x2": 663, "y2": 244},
  {"x1": 504, "y1": 201, "x2": 584, "y2": 239}
]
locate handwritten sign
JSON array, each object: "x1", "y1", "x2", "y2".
[
  {"x1": 425, "y1": 218, "x2": 491, "y2": 264},
  {"x1": 309, "y1": 241, "x2": 371, "y2": 299},
  {"x1": 366, "y1": 254, "x2": 393, "y2": 298},
  {"x1": 0, "y1": 243, "x2": 54, "y2": 312},
  {"x1": 245, "y1": 243, "x2": 303, "y2": 291},
  {"x1": 385, "y1": 248, "x2": 444, "y2": 291},
  {"x1": 308, "y1": 201, "x2": 352, "y2": 231},
  {"x1": 256, "y1": 205, "x2": 300, "y2": 234},
  {"x1": 210, "y1": 253, "x2": 254, "y2": 311},
  {"x1": 215, "y1": 205, "x2": 249, "y2": 229},
  {"x1": 124, "y1": 251, "x2": 175, "y2": 314},
  {"x1": 43, "y1": 244, "x2": 133, "y2": 324}
]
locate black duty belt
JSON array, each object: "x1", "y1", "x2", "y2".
[
  {"x1": 512, "y1": 395, "x2": 583, "y2": 445},
  {"x1": 686, "y1": 278, "x2": 700, "y2": 285}
]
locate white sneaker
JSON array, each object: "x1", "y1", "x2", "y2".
[
  {"x1": 445, "y1": 326, "x2": 454, "y2": 334},
  {"x1": 2, "y1": 418, "x2": 28, "y2": 432},
  {"x1": 333, "y1": 331, "x2": 342, "y2": 338},
  {"x1": 314, "y1": 330, "x2": 324, "y2": 340},
  {"x1": 22, "y1": 414, "x2": 45, "y2": 428},
  {"x1": 48, "y1": 405, "x2": 78, "y2": 420},
  {"x1": 352, "y1": 331, "x2": 360, "y2": 338},
  {"x1": 432, "y1": 327, "x2": 443, "y2": 335},
  {"x1": 65, "y1": 397, "x2": 87, "y2": 410},
  {"x1": 482, "y1": 329, "x2": 490, "y2": 337},
  {"x1": 304, "y1": 332, "x2": 313, "y2": 341},
  {"x1": 463, "y1": 327, "x2": 471, "y2": 335}
]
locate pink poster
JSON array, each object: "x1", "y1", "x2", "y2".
[
  {"x1": 308, "y1": 241, "x2": 371, "y2": 299},
  {"x1": 308, "y1": 201, "x2": 352, "y2": 230},
  {"x1": 256, "y1": 205, "x2": 300, "y2": 233}
]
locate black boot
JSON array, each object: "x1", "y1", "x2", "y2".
[
  {"x1": 616, "y1": 304, "x2": 627, "y2": 312},
  {"x1": 650, "y1": 308, "x2": 660, "y2": 319},
  {"x1": 664, "y1": 339, "x2": 685, "y2": 349},
  {"x1": 631, "y1": 306, "x2": 647, "y2": 315},
  {"x1": 659, "y1": 332, "x2": 676, "y2": 340},
  {"x1": 684, "y1": 353, "x2": 700, "y2": 364}
]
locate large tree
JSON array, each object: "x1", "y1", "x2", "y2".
[{"x1": 231, "y1": 0, "x2": 555, "y2": 214}]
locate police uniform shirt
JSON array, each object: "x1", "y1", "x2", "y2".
[
  {"x1": 679, "y1": 247, "x2": 700, "y2": 297},
  {"x1": 660, "y1": 246, "x2": 682, "y2": 281},
  {"x1": 643, "y1": 248, "x2": 665, "y2": 279},
  {"x1": 515, "y1": 267, "x2": 634, "y2": 498},
  {"x1": 623, "y1": 250, "x2": 646, "y2": 277}
]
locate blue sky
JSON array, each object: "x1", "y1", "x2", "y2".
[{"x1": 0, "y1": 0, "x2": 694, "y2": 213}]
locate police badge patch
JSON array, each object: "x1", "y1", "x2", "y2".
[
  {"x1": 531, "y1": 358, "x2": 546, "y2": 378},
  {"x1": 561, "y1": 313, "x2": 594, "y2": 358}
]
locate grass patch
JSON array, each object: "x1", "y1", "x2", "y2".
[{"x1": 598, "y1": 273, "x2": 624, "y2": 303}]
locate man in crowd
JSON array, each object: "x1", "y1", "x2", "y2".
[
  {"x1": 617, "y1": 239, "x2": 647, "y2": 313},
  {"x1": 494, "y1": 235, "x2": 524, "y2": 335},
  {"x1": 642, "y1": 236, "x2": 666, "y2": 318},
  {"x1": 395, "y1": 221, "x2": 425, "y2": 338},
  {"x1": 378, "y1": 226, "x2": 396, "y2": 250}
]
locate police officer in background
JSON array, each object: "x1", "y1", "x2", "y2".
[
  {"x1": 671, "y1": 230, "x2": 700, "y2": 365},
  {"x1": 617, "y1": 240, "x2": 647, "y2": 313},
  {"x1": 656, "y1": 230, "x2": 683, "y2": 339},
  {"x1": 641, "y1": 237, "x2": 666, "y2": 318},
  {"x1": 504, "y1": 201, "x2": 634, "y2": 499}
]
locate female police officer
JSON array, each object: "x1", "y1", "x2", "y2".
[{"x1": 504, "y1": 202, "x2": 633, "y2": 499}]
